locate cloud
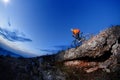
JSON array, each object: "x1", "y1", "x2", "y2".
[
  {"x1": 0, "y1": 36, "x2": 40, "y2": 57},
  {"x1": 53, "y1": 45, "x2": 70, "y2": 50},
  {"x1": 0, "y1": 27, "x2": 42, "y2": 57},
  {"x1": 40, "y1": 49, "x2": 58, "y2": 53},
  {"x1": 40, "y1": 45, "x2": 70, "y2": 53},
  {"x1": 0, "y1": 27, "x2": 32, "y2": 42}
]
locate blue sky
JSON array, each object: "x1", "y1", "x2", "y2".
[{"x1": 0, "y1": 0, "x2": 120, "y2": 57}]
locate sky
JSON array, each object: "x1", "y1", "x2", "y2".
[{"x1": 0, "y1": 0, "x2": 120, "y2": 57}]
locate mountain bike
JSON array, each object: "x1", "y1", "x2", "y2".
[{"x1": 71, "y1": 32, "x2": 91, "y2": 48}]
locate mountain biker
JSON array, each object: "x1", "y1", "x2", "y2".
[{"x1": 71, "y1": 28, "x2": 81, "y2": 40}]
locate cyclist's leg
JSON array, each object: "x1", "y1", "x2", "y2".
[{"x1": 71, "y1": 39, "x2": 77, "y2": 48}]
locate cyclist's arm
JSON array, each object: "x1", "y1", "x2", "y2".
[
  {"x1": 80, "y1": 32, "x2": 83, "y2": 37},
  {"x1": 72, "y1": 34, "x2": 76, "y2": 38}
]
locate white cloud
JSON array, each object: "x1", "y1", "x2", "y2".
[{"x1": 0, "y1": 36, "x2": 41, "y2": 57}]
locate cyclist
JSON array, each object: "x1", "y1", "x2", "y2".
[{"x1": 71, "y1": 28, "x2": 81, "y2": 40}]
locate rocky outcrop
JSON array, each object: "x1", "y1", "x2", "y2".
[{"x1": 55, "y1": 25, "x2": 120, "y2": 74}]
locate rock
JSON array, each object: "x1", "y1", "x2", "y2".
[{"x1": 85, "y1": 67, "x2": 99, "y2": 73}]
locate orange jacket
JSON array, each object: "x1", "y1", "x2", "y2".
[{"x1": 72, "y1": 29, "x2": 80, "y2": 35}]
